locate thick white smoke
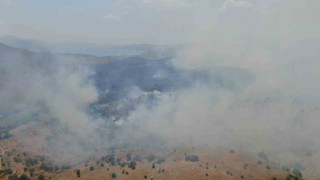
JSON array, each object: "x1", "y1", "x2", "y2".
[
  {"x1": 114, "y1": 0, "x2": 320, "y2": 168},
  {"x1": 1, "y1": 0, "x2": 320, "y2": 171},
  {"x1": 0, "y1": 52, "x2": 101, "y2": 164}
]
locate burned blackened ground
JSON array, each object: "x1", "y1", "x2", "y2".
[
  {"x1": 92, "y1": 57, "x2": 188, "y2": 101},
  {"x1": 90, "y1": 56, "x2": 253, "y2": 124},
  {"x1": 93, "y1": 57, "x2": 254, "y2": 102}
]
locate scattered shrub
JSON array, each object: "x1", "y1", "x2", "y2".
[
  {"x1": 134, "y1": 154, "x2": 141, "y2": 161},
  {"x1": 39, "y1": 164, "x2": 53, "y2": 172},
  {"x1": 258, "y1": 152, "x2": 268, "y2": 161},
  {"x1": 111, "y1": 173, "x2": 117, "y2": 178},
  {"x1": 156, "y1": 158, "x2": 165, "y2": 164},
  {"x1": 13, "y1": 157, "x2": 22, "y2": 163},
  {"x1": 29, "y1": 168, "x2": 34, "y2": 177},
  {"x1": 105, "y1": 154, "x2": 115, "y2": 166},
  {"x1": 8, "y1": 174, "x2": 19, "y2": 180},
  {"x1": 0, "y1": 168, "x2": 13, "y2": 175},
  {"x1": 147, "y1": 154, "x2": 155, "y2": 162},
  {"x1": 37, "y1": 175, "x2": 45, "y2": 180},
  {"x1": 126, "y1": 153, "x2": 131, "y2": 161},
  {"x1": 26, "y1": 158, "x2": 38, "y2": 167},
  {"x1": 128, "y1": 161, "x2": 136, "y2": 170},
  {"x1": 76, "y1": 169, "x2": 80, "y2": 177},
  {"x1": 19, "y1": 174, "x2": 30, "y2": 180},
  {"x1": 292, "y1": 168, "x2": 302, "y2": 178},
  {"x1": 185, "y1": 155, "x2": 199, "y2": 162}
]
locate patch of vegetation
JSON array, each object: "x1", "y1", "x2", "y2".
[
  {"x1": 76, "y1": 169, "x2": 80, "y2": 177},
  {"x1": 25, "y1": 158, "x2": 38, "y2": 167},
  {"x1": 61, "y1": 165, "x2": 71, "y2": 170},
  {"x1": 111, "y1": 173, "x2": 117, "y2": 178},
  {"x1": 292, "y1": 168, "x2": 302, "y2": 178},
  {"x1": 8, "y1": 174, "x2": 19, "y2": 180},
  {"x1": 156, "y1": 158, "x2": 165, "y2": 164},
  {"x1": 0, "y1": 168, "x2": 13, "y2": 175},
  {"x1": 105, "y1": 154, "x2": 115, "y2": 166},
  {"x1": 128, "y1": 161, "x2": 136, "y2": 170},
  {"x1": 37, "y1": 175, "x2": 45, "y2": 180},
  {"x1": 39, "y1": 163, "x2": 53, "y2": 172},
  {"x1": 282, "y1": 166, "x2": 290, "y2": 172},
  {"x1": 185, "y1": 155, "x2": 199, "y2": 162},
  {"x1": 147, "y1": 154, "x2": 155, "y2": 162},
  {"x1": 29, "y1": 168, "x2": 34, "y2": 177},
  {"x1": 13, "y1": 157, "x2": 22, "y2": 163},
  {"x1": 134, "y1": 154, "x2": 141, "y2": 161},
  {"x1": 19, "y1": 174, "x2": 30, "y2": 180},
  {"x1": 126, "y1": 153, "x2": 131, "y2": 161},
  {"x1": 258, "y1": 152, "x2": 268, "y2": 161},
  {"x1": 0, "y1": 131, "x2": 12, "y2": 140}
]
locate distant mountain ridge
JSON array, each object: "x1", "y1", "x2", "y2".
[{"x1": 0, "y1": 35, "x2": 169, "y2": 57}]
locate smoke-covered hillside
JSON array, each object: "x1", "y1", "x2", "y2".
[{"x1": 0, "y1": 0, "x2": 320, "y2": 179}]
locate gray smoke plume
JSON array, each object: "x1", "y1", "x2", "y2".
[
  {"x1": 1, "y1": 0, "x2": 320, "y2": 170},
  {"x1": 112, "y1": 0, "x2": 320, "y2": 168}
]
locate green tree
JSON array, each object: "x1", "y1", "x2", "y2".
[
  {"x1": 8, "y1": 174, "x2": 19, "y2": 180},
  {"x1": 19, "y1": 174, "x2": 30, "y2": 180},
  {"x1": 38, "y1": 175, "x2": 45, "y2": 180}
]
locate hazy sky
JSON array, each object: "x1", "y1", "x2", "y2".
[{"x1": 0, "y1": 0, "x2": 280, "y2": 45}]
